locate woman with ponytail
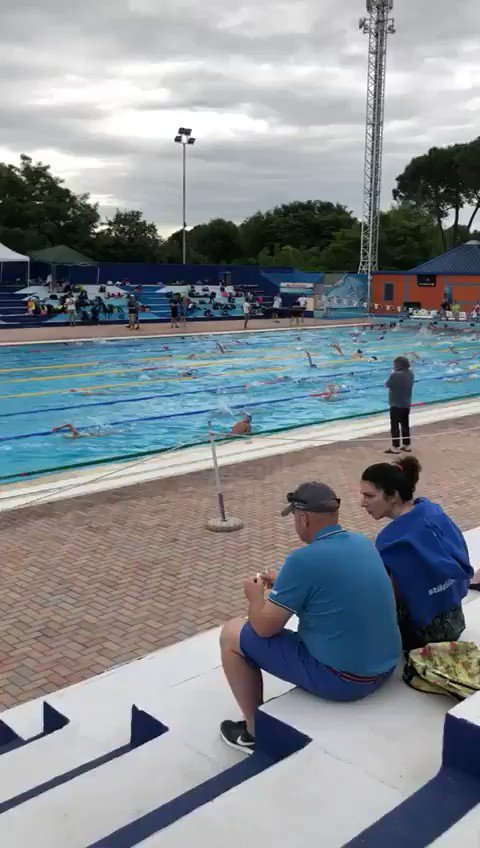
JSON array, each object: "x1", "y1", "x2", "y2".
[{"x1": 360, "y1": 456, "x2": 473, "y2": 651}]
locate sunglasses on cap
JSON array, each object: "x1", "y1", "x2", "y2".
[{"x1": 286, "y1": 492, "x2": 341, "y2": 512}]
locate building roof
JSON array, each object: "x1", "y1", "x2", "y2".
[
  {"x1": 411, "y1": 241, "x2": 480, "y2": 274},
  {"x1": 30, "y1": 245, "x2": 97, "y2": 266}
]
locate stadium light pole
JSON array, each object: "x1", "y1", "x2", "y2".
[{"x1": 174, "y1": 127, "x2": 196, "y2": 264}]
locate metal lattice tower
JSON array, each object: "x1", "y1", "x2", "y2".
[{"x1": 358, "y1": 1, "x2": 395, "y2": 288}]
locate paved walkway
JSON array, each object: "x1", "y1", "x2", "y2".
[
  {"x1": 0, "y1": 316, "x2": 363, "y2": 344},
  {"x1": 0, "y1": 413, "x2": 479, "y2": 709}
]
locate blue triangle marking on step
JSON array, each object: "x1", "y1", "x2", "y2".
[
  {"x1": 43, "y1": 702, "x2": 70, "y2": 735},
  {"x1": 0, "y1": 721, "x2": 22, "y2": 747},
  {"x1": 130, "y1": 705, "x2": 168, "y2": 748}
]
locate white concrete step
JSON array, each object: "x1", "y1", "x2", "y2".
[
  {"x1": 0, "y1": 706, "x2": 164, "y2": 819},
  {"x1": 138, "y1": 742, "x2": 404, "y2": 848},
  {"x1": 429, "y1": 804, "x2": 480, "y2": 846},
  {"x1": 0, "y1": 732, "x2": 222, "y2": 848}
]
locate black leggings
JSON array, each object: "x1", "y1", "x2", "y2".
[{"x1": 390, "y1": 407, "x2": 411, "y2": 449}]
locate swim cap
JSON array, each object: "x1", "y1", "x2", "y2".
[{"x1": 244, "y1": 413, "x2": 253, "y2": 423}]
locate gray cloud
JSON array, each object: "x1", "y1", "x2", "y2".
[{"x1": 0, "y1": 0, "x2": 478, "y2": 234}]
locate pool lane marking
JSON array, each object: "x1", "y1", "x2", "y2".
[
  {"x1": 0, "y1": 354, "x2": 376, "y2": 385},
  {"x1": 0, "y1": 365, "x2": 292, "y2": 400},
  {"x1": 1, "y1": 339, "x2": 478, "y2": 377}
]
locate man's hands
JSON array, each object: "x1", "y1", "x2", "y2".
[
  {"x1": 243, "y1": 568, "x2": 278, "y2": 602},
  {"x1": 243, "y1": 576, "x2": 265, "y2": 603},
  {"x1": 259, "y1": 569, "x2": 277, "y2": 589}
]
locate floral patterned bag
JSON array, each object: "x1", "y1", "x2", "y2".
[{"x1": 403, "y1": 641, "x2": 480, "y2": 700}]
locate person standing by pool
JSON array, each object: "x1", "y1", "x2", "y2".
[
  {"x1": 65, "y1": 294, "x2": 77, "y2": 326},
  {"x1": 385, "y1": 356, "x2": 414, "y2": 455},
  {"x1": 127, "y1": 294, "x2": 140, "y2": 330},
  {"x1": 180, "y1": 293, "x2": 190, "y2": 327},
  {"x1": 243, "y1": 299, "x2": 251, "y2": 330},
  {"x1": 360, "y1": 456, "x2": 473, "y2": 651},
  {"x1": 272, "y1": 294, "x2": 282, "y2": 323},
  {"x1": 170, "y1": 296, "x2": 179, "y2": 329},
  {"x1": 298, "y1": 294, "x2": 308, "y2": 323}
]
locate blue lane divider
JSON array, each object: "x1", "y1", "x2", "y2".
[{"x1": 1, "y1": 370, "x2": 478, "y2": 443}]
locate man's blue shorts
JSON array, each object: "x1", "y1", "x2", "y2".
[{"x1": 239, "y1": 623, "x2": 394, "y2": 702}]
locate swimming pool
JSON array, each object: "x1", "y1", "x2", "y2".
[{"x1": 1, "y1": 325, "x2": 480, "y2": 481}]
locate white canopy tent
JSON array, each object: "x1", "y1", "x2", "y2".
[{"x1": 0, "y1": 243, "x2": 30, "y2": 283}]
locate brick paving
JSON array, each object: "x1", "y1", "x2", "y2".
[
  {"x1": 0, "y1": 413, "x2": 480, "y2": 709},
  {"x1": 0, "y1": 316, "x2": 363, "y2": 345}
]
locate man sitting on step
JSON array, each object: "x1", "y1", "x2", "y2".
[{"x1": 220, "y1": 482, "x2": 402, "y2": 753}]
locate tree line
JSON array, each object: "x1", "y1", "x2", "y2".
[{"x1": 0, "y1": 139, "x2": 479, "y2": 271}]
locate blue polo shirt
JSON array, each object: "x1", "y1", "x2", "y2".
[{"x1": 269, "y1": 525, "x2": 401, "y2": 676}]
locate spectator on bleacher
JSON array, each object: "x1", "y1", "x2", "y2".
[
  {"x1": 220, "y1": 482, "x2": 401, "y2": 753},
  {"x1": 360, "y1": 456, "x2": 473, "y2": 651},
  {"x1": 209, "y1": 290, "x2": 216, "y2": 303}
]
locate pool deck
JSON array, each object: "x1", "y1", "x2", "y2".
[
  {"x1": 0, "y1": 315, "x2": 364, "y2": 345},
  {"x1": 0, "y1": 410, "x2": 479, "y2": 710}
]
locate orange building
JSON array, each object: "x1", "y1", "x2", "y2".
[{"x1": 371, "y1": 240, "x2": 480, "y2": 312}]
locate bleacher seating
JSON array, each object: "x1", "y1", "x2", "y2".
[{"x1": 0, "y1": 521, "x2": 478, "y2": 846}]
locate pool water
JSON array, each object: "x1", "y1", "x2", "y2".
[{"x1": 1, "y1": 326, "x2": 480, "y2": 481}]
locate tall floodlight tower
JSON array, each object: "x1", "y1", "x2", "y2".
[{"x1": 358, "y1": 1, "x2": 395, "y2": 300}]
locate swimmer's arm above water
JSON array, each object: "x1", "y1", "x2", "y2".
[{"x1": 52, "y1": 423, "x2": 81, "y2": 438}]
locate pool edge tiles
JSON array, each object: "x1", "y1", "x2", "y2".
[{"x1": 1, "y1": 395, "x2": 480, "y2": 512}]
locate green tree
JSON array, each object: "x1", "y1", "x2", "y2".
[
  {"x1": 378, "y1": 207, "x2": 441, "y2": 270},
  {"x1": 161, "y1": 229, "x2": 208, "y2": 264},
  {"x1": 94, "y1": 209, "x2": 164, "y2": 262},
  {"x1": 393, "y1": 139, "x2": 480, "y2": 250},
  {"x1": 258, "y1": 244, "x2": 325, "y2": 271},
  {"x1": 240, "y1": 200, "x2": 356, "y2": 258},
  {"x1": 457, "y1": 138, "x2": 480, "y2": 234},
  {"x1": 318, "y1": 223, "x2": 361, "y2": 271},
  {"x1": 0, "y1": 154, "x2": 99, "y2": 254},
  {"x1": 188, "y1": 218, "x2": 242, "y2": 264}
]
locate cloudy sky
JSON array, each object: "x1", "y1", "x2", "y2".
[{"x1": 1, "y1": 0, "x2": 479, "y2": 235}]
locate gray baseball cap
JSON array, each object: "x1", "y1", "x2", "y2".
[{"x1": 281, "y1": 482, "x2": 341, "y2": 516}]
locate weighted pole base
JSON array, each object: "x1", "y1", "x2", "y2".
[{"x1": 206, "y1": 517, "x2": 244, "y2": 533}]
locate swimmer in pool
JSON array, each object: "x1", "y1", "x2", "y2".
[
  {"x1": 407, "y1": 351, "x2": 422, "y2": 362},
  {"x1": 305, "y1": 351, "x2": 317, "y2": 368},
  {"x1": 178, "y1": 370, "x2": 196, "y2": 378},
  {"x1": 216, "y1": 341, "x2": 228, "y2": 354},
  {"x1": 230, "y1": 413, "x2": 252, "y2": 436},
  {"x1": 51, "y1": 423, "x2": 107, "y2": 439},
  {"x1": 352, "y1": 349, "x2": 364, "y2": 360},
  {"x1": 330, "y1": 343, "x2": 344, "y2": 356},
  {"x1": 322, "y1": 384, "x2": 340, "y2": 401}
]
